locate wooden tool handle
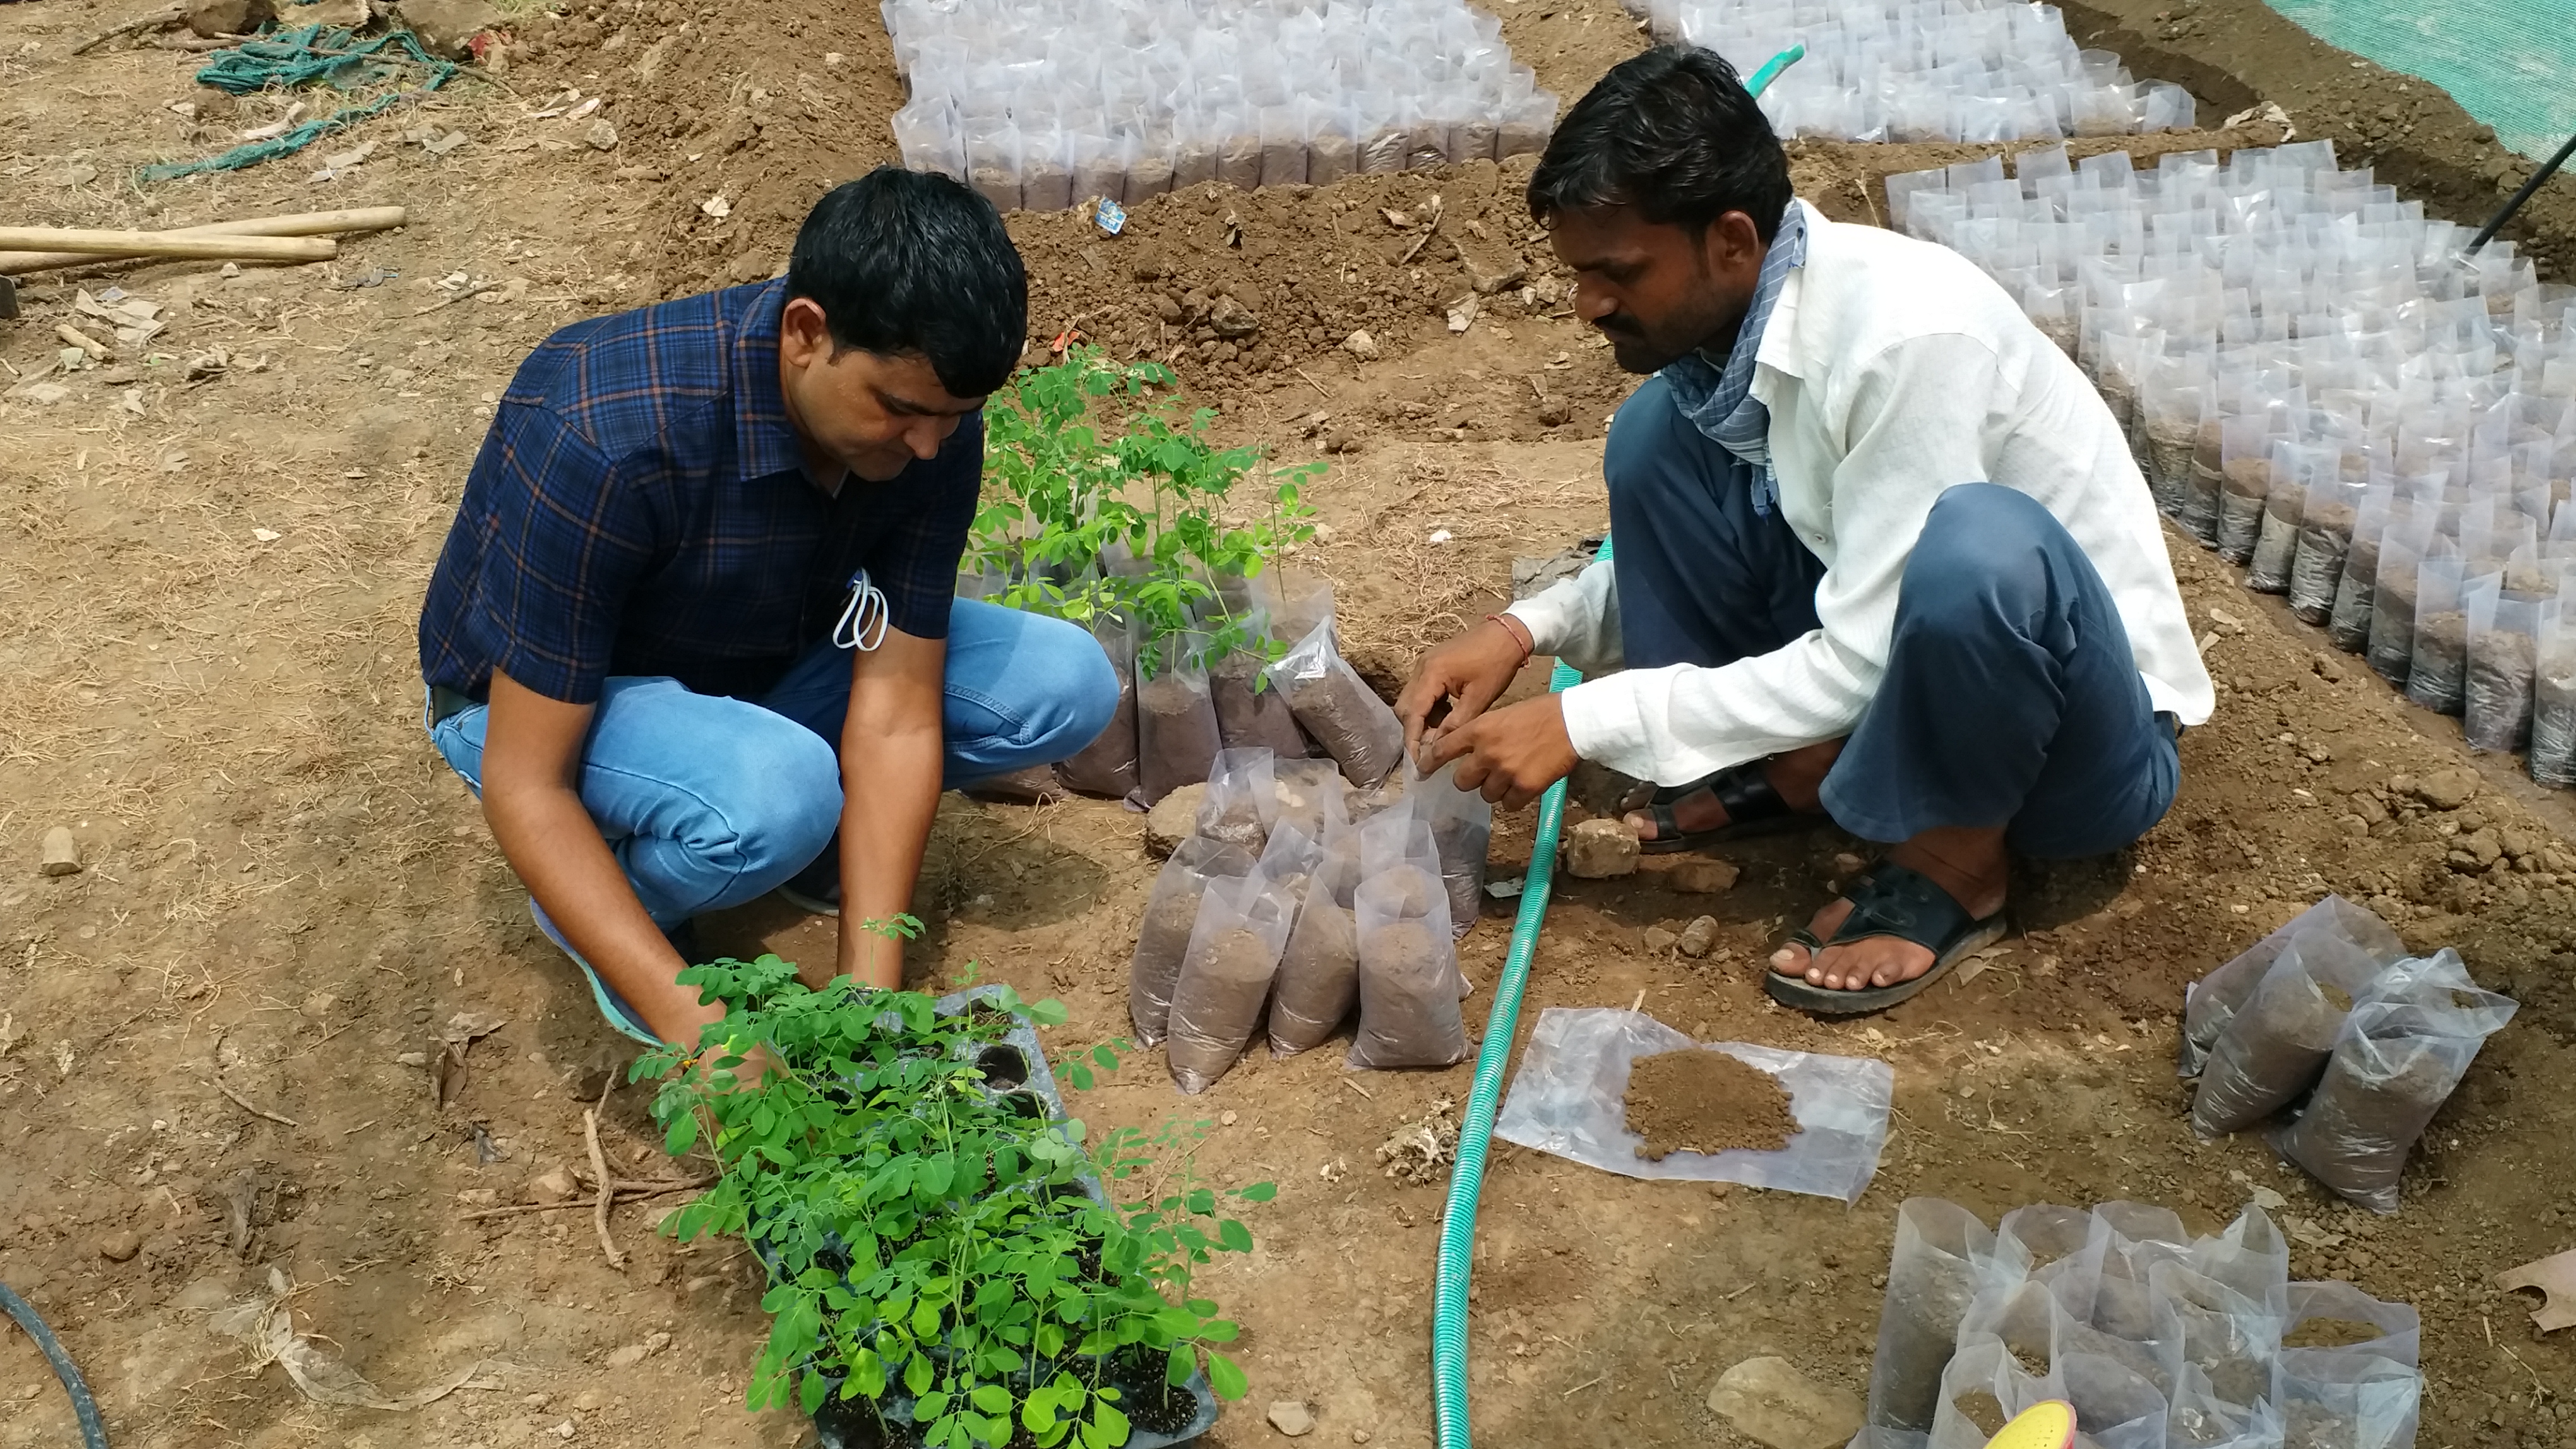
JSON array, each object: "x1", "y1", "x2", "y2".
[{"x1": 0, "y1": 228, "x2": 337, "y2": 262}]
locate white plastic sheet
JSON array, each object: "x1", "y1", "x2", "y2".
[{"x1": 1492, "y1": 1007, "x2": 1893, "y2": 1203}]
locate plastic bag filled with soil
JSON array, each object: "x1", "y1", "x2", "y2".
[
  {"x1": 2142, "y1": 377, "x2": 2205, "y2": 523},
  {"x1": 1125, "y1": 836, "x2": 1257, "y2": 1048},
  {"x1": 1267, "y1": 830, "x2": 1363, "y2": 1056},
  {"x1": 2182, "y1": 408, "x2": 2225, "y2": 548},
  {"x1": 2531, "y1": 599, "x2": 2576, "y2": 787},
  {"x1": 1926, "y1": 1336, "x2": 2062, "y2": 1449},
  {"x1": 1210, "y1": 643, "x2": 1308, "y2": 759},
  {"x1": 1955, "y1": 1275, "x2": 2172, "y2": 1404},
  {"x1": 1163, "y1": 837, "x2": 1305, "y2": 1095},
  {"x1": 2403, "y1": 543, "x2": 2469, "y2": 714},
  {"x1": 2186, "y1": 1201, "x2": 2290, "y2": 1311},
  {"x1": 1992, "y1": 1203, "x2": 2096, "y2": 1308},
  {"x1": 2366, "y1": 515, "x2": 2436, "y2": 689},
  {"x1": 1137, "y1": 637, "x2": 1222, "y2": 806},
  {"x1": 2081, "y1": 1201, "x2": 2192, "y2": 1344},
  {"x1": 2280, "y1": 1280, "x2": 2419, "y2": 1368},
  {"x1": 1491, "y1": 1007, "x2": 1895, "y2": 1200},
  {"x1": 2268, "y1": 988, "x2": 2517, "y2": 1213},
  {"x1": 1862, "y1": 1200, "x2": 2000, "y2": 1433},
  {"x1": 1344, "y1": 863, "x2": 1467, "y2": 1070},
  {"x1": 2271, "y1": 1347, "x2": 2419, "y2": 1449},
  {"x1": 2247, "y1": 441, "x2": 2323, "y2": 594},
  {"x1": 2463, "y1": 576, "x2": 2541, "y2": 752},
  {"x1": 2180, "y1": 895, "x2": 2404, "y2": 1077},
  {"x1": 1194, "y1": 747, "x2": 1276, "y2": 854},
  {"x1": 2148, "y1": 1259, "x2": 2287, "y2": 1411},
  {"x1": 2289, "y1": 474, "x2": 2366, "y2": 624},
  {"x1": 2327, "y1": 489, "x2": 2398, "y2": 652},
  {"x1": 1408, "y1": 761, "x2": 1493, "y2": 939},
  {"x1": 1270, "y1": 618, "x2": 1405, "y2": 790},
  {"x1": 1053, "y1": 611, "x2": 1139, "y2": 799},
  {"x1": 1267, "y1": 757, "x2": 1350, "y2": 846},
  {"x1": 2216, "y1": 415, "x2": 2277, "y2": 565},
  {"x1": 2168, "y1": 1367, "x2": 2284, "y2": 1449},
  {"x1": 2190, "y1": 931, "x2": 2389, "y2": 1137}
]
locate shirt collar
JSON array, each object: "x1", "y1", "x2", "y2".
[{"x1": 730, "y1": 279, "x2": 809, "y2": 484}]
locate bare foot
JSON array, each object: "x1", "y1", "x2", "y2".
[
  {"x1": 1622, "y1": 738, "x2": 1844, "y2": 843},
  {"x1": 1768, "y1": 826, "x2": 2008, "y2": 992}
]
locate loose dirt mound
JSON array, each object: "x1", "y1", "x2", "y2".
[{"x1": 1625, "y1": 1047, "x2": 1799, "y2": 1159}]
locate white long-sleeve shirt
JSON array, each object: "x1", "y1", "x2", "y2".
[{"x1": 1509, "y1": 201, "x2": 2213, "y2": 785}]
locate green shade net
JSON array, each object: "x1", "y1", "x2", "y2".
[
  {"x1": 137, "y1": 25, "x2": 457, "y2": 183},
  {"x1": 2260, "y1": 0, "x2": 2575, "y2": 160}
]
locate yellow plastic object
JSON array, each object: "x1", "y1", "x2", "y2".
[{"x1": 1985, "y1": 1401, "x2": 2077, "y2": 1449}]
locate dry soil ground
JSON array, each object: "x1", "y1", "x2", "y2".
[{"x1": 3, "y1": 0, "x2": 2575, "y2": 1447}]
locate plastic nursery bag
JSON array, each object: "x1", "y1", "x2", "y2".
[
  {"x1": 2463, "y1": 578, "x2": 2541, "y2": 752},
  {"x1": 1267, "y1": 827, "x2": 1362, "y2": 1056},
  {"x1": 1210, "y1": 639, "x2": 1309, "y2": 759},
  {"x1": 1194, "y1": 747, "x2": 1276, "y2": 854},
  {"x1": 1493, "y1": 1008, "x2": 1895, "y2": 1202},
  {"x1": 1861, "y1": 1199, "x2": 1999, "y2": 1433},
  {"x1": 2148, "y1": 1259, "x2": 2287, "y2": 1410},
  {"x1": 2273, "y1": 1344, "x2": 2421, "y2": 1449},
  {"x1": 2536, "y1": 596, "x2": 2576, "y2": 787},
  {"x1": 2180, "y1": 896, "x2": 2404, "y2": 1077},
  {"x1": 1126, "y1": 836, "x2": 1257, "y2": 1048},
  {"x1": 1344, "y1": 860, "x2": 1467, "y2": 1069},
  {"x1": 1267, "y1": 757, "x2": 1349, "y2": 845},
  {"x1": 2190, "y1": 930, "x2": 2388, "y2": 1137},
  {"x1": 1053, "y1": 611, "x2": 1139, "y2": 799},
  {"x1": 1407, "y1": 760, "x2": 1492, "y2": 939},
  {"x1": 1137, "y1": 634, "x2": 1222, "y2": 806},
  {"x1": 2269, "y1": 987, "x2": 2517, "y2": 1213},
  {"x1": 1270, "y1": 618, "x2": 1405, "y2": 790},
  {"x1": 1163, "y1": 829, "x2": 1309, "y2": 1095}
]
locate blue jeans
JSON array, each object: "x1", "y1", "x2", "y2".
[
  {"x1": 426, "y1": 598, "x2": 1118, "y2": 927},
  {"x1": 1605, "y1": 380, "x2": 2178, "y2": 858}
]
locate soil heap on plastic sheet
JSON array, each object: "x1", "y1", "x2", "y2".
[{"x1": 1623, "y1": 1047, "x2": 1799, "y2": 1160}]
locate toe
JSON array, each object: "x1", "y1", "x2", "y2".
[{"x1": 1623, "y1": 811, "x2": 1657, "y2": 841}]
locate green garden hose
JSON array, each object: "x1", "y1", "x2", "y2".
[{"x1": 1426, "y1": 51, "x2": 1803, "y2": 1449}]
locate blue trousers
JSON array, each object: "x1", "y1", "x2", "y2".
[
  {"x1": 427, "y1": 598, "x2": 1118, "y2": 926},
  {"x1": 1605, "y1": 377, "x2": 2179, "y2": 858}
]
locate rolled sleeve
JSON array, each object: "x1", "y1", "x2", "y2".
[{"x1": 463, "y1": 402, "x2": 658, "y2": 704}]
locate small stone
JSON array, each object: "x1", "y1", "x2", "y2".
[
  {"x1": 395, "y1": 0, "x2": 503, "y2": 59},
  {"x1": 455, "y1": 1188, "x2": 499, "y2": 1206},
  {"x1": 604, "y1": 1343, "x2": 648, "y2": 1370},
  {"x1": 2414, "y1": 768, "x2": 2477, "y2": 811},
  {"x1": 1562, "y1": 818, "x2": 1640, "y2": 878},
  {"x1": 573, "y1": 1390, "x2": 605, "y2": 1412},
  {"x1": 585, "y1": 120, "x2": 618, "y2": 151},
  {"x1": 528, "y1": 1166, "x2": 580, "y2": 1204},
  {"x1": 183, "y1": 0, "x2": 274, "y2": 35},
  {"x1": 1207, "y1": 296, "x2": 1259, "y2": 340},
  {"x1": 1535, "y1": 399, "x2": 1572, "y2": 427},
  {"x1": 1144, "y1": 781, "x2": 1209, "y2": 859},
  {"x1": 1707, "y1": 1356, "x2": 1865, "y2": 1449},
  {"x1": 1642, "y1": 926, "x2": 1680, "y2": 954},
  {"x1": 98, "y1": 1229, "x2": 142, "y2": 1262},
  {"x1": 1267, "y1": 1400, "x2": 1316, "y2": 1437},
  {"x1": 1342, "y1": 329, "x2": 1380, "y2": 361},
  {"x1": 1668, "y1": 857, "x2": 1741, "y2": 894},
  {"x1": 39, "y1": 826, "x2": 81, "y2": 877},
  {"x1": 1352, "y1": 1432, "x2": 1371, "y2": 1445},
  {"x1": 2312, "y1": 653, "x2": 2347, "y2": 683},
  {"x1": 394, "y1": 1051, "x2": 430, "y2": 1068},
  {"x1": 299, "y1": 991, "x2": 338, "y2": 1020},
  {"x1": 1677, "y1": 916, "x2": 1720, "y2": 959},
  {"x1": 1831, "y1": 852, "x2": 1866, "y2": 877}
]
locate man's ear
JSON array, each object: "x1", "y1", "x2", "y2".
[
  {"x1": 779, "y1": 297, "x2": 832, "y2": 369},
  {"x1": 1708, "y1": 210, "x2": 1764, "y2": 278}
]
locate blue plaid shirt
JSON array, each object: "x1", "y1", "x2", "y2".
[{"x1": 419, "y1": 280, "x2": 981, "y2": 707}]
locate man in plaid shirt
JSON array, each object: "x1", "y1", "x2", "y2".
[{"x1": 419, "y1": 169, "x2": 1115, "y2": 1046}]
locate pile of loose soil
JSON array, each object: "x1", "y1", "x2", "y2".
[{"x1": 1623, "y1": 1048, "x2": 1800, "y2": 1161}]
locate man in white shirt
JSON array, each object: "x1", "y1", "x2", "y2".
[{"x1": 1400, "y1": 46, "x2": 2213, "y2": 1015}]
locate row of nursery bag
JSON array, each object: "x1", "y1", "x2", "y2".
[
  {"x1": 1889, "y1": 140, "x2": 2576, "y2": 788},
  {"x1": 1128, "y1": 748, "x2": 1493, "y2": 1092},
  {"x1": 1044, "y1": 577, "x2": 1409, "y2": 808},
  {"x1": 1857, "y1": 1198, "x2": 2422, "y2": 1449},
  {"x1": 2179, "y1": 894, "x2": 2515, "y2": 1213}
]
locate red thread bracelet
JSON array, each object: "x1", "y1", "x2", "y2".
[{"x1": 1486, "y1": 613, "x2": 1533, "y2": 663}]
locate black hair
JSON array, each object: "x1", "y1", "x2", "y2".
[
  {"x1": 788, "y1": 167, "x2": 1028, "y2": 398},
  {"x1": 1526, "y1": 45, "x2": 1794, "y2": 243}
]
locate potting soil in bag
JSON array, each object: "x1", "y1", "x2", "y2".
[
  {"x1": 1137, "y1": 636, "x2": 1222, "y2": 806},
  {"x1": 2190, "y1": 930, "x2": 2387, "y2": 1137},
  {"x1": 2244, "y1": 452, "x2": 2304, "y2": 594},
  {"x1": 1345, "y1": 864, "x2": 1467, "y2": 1069},
  {"x1": 2404, "y1": 544, "x2": 2469, "y2": 714},
  {"x1": 1865, "y1": 1198, "x2": 2000, "y2": 1434},
  {"x1": 1126, "y1": 836, "x2": 1257, "y2": 1048},
  {"x1": 1410, "y1": 761, "x2": 1493, "y2": 939},
  {"x1": 1053, "y1": 611, "x2": 1139, "y2": 799},
  {"x1": 2326, "y1": 491, "x2": 2395, "y2": 652},
  {"x1": 1359, "y1": 805, "x2": 1465, "y2": 995},
  {"x1": 1927, "y1": 1336, "x2": 2060, "y2": 1449},
  {"x1": 1267, "y1": 757, "x2": 1350, "y2": 845},
  {"x1": 1271, "y1": 618, "x2": 1405, "y2": 789},
  {"x1": 2180, "y1": 896, "x2": 2403, "y2": 1077},
  {"x1": 1267, "y1": 830, "x2": 1362, "y2": 1055},
  {"x1": 1210, "y1": 643, "x2": 1309, "y2": 759},
  {"x1": 2149, "y1": 1259, "x2": 2286, "y2": 1410},
  {"x1": 2170, "y1": 1367, "x2": 2283, "y2": 1449},
  {"x1": 2082, "y1": 1201, "x2": 2191, "y2": 1344},
  {"x1": 1163, "y1": 836, "x2": 1305, "y2": 1095},
  {"x1": 2267, "y1": 988, "x2": 2517, "y2": 1213},
  {"x1": 2272, "y1": 1347, "x2": 2419, "y2": 1449},
  {"x1": 2463, "y1": 578, "x2": 2541, "y2": 752},
  {"x1": 2288, "y1": 476, "x2": 2364, "y2": 624},
  {"x1": 2534, "y1": 599, "x2": 2576, "y2": 787},
  {"x1": 2280, "y1": 1280, "x2": 2419, "y2": 1367},
  {"x1": 1195, "y1": 747, "x2": 1276, "y2": 854}
]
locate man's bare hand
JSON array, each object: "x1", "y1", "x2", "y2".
[
  {"x1": 1396, "y1": 618, "x2": 1530, "y2": 762},
  {"x1": 1422, "y1": 694, "x2": 1579, "y2": 809}
]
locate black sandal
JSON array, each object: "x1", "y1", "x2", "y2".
[
  {"x1": 1627, "y1": 760, "x2": 1814, "y2": 854},
  {"x1": 1764, "y1": 861, "x2": 2008, "y2": 1016}
]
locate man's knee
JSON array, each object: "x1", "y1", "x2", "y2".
[
  {"x1": 1027, "y1": 614, "x2": 1120, "y2": 756},
  {"x1": 685, "y1": 716, "x2": 842, "y2": 872},
  {"x1": 1602, "y1": 375, "x2": 1690, "y2": 493},
  {"x1": 1901, "y1": 484, "x2": 2065, "y2": 634}
]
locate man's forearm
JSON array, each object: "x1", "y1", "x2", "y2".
[
  {"x1": 482, "y1": 782, "x2": 718, "y2": 1041},
  {"x1": 834, "y1": 727, "x2": 945, "y2": 988}
]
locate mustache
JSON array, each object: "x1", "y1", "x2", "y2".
[{"x1": 1593, "y1": 312, "x2": 1645, "y2": 339}]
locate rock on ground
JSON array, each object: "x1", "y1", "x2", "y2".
[
  {"x1": 1706, "y1": 1357, "x2": 1863, "y2": 1449},
  {"x1": 1144, "y1": 781, "x2": 1208, "y2": 859},
  {"x1": 1677, "y1": 916, "x2": 1720, "y2": 959},
  {"x1": 183, "y1": 0, "x2": 274, "y2": 37},
  {"x1": 2413, "y1": 767, "x2": 2478, "y2": 811},
  {"x1": 40, "y1": 825, "x2": 80, "y2": 877},
  {"x1": 1642, "y1": 926, "x2": 1679, "y2": 953},
  {"x1": 1666, "y1": 856, "x2": 1740, "y2": 894},
  {"x1": 1266, "y1": 1400, "x2": 1315, "y2": 1437},
  {"x1": 1562, "y1": 818, "x2": 1639, "y2": 878},
  {"x1": 395, "y1": 0, "x2": 503, "y2": 59}
]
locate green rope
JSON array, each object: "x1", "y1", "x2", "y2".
[{"x1": 137, "y1": 25, "x2": 457, "y2": 184}]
